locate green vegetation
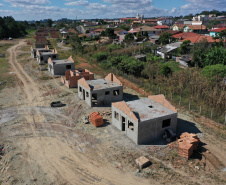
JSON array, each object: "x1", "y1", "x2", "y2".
[
  {"x1": 0, "y1": 16, "x2": 35, "y2": 39},
  {"x1": 0, "y1": 44, "x2": 15, "y2": 91},
  {"x1": 159, "y1": 32, "x2": 175, "y2": 45},
  {"x1": 202, "y1": 64, "x2": 226, "y2": 80}
]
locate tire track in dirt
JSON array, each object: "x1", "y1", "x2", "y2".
[{"x1": 6, "y1": 41, "x2": 152, "y2": 184}]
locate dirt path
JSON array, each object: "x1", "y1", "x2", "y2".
[{"x1": 2, "y1": 40, "x2": 151, "y2": 185}]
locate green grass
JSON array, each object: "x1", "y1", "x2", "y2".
[{"x1": 0, "y1": 44, "x2": 15, "y2": 91}]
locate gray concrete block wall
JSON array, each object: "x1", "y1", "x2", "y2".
[
  {"x1": 50, "y1": 63, "x2": 75, "y2": 76},
  {"x1": 112, "y1": 106, "x2": 138, "y2": 144},
  {"x1": 92, "y1": 86, "x2": 123, "y2": 107},
  {"x1": 78, "y1": 84, "x2": 92, "y2": 106},
  {"x1": 138, "y1": 113, "x2": 177, "y2": 144}
]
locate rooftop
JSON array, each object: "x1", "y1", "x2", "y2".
[
  {"x1": 126, "y1": 98, "x2": 176, "y2": 122},
  {"x1": 87, "y1": 79, "x2": 121, "y2": 91},
  {"x1": 51, "y1": 59, "x2": 74, "y2": 65},
  {"x1": 41, "y1": 52, "x2": 57, "y2": 55}
]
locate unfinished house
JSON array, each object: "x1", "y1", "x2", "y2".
[
  {"x1": 112, "y1": 95, "x2": 177, "y2": 145},
  {"x1": 61, "y1": 69, "x2": 94, "y2": 88},
  {"x1": 36, "y1": 48, "x2": 58, "y2": 65},
  {"x1": 48, "y1": 56, "x2": 75, "y2": 76},
  {"x1": 30, "y1": 46, "x2": 51, "y2": 58},
  {"x1": 35, "y1": 36, "x2": 48, "y2": 48},
  {"x1": 78, "y1": 73, "x2": 123, "y2": 107}
]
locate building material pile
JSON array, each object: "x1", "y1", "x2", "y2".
[
  {"x1": 135, "y1": 156, "x2": 151, "y2": 169},
  {"x1": 89, "y1": 112, "x2": 104, "y2": 127},
  {"x1": 178, "y1": 132, "x2": 200, "y2": 159}
]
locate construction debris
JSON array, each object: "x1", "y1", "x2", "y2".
[
  {"x1": 135, "y1": 156, "x2": 151, "y2": 169},
  {"x1": 82, "y1": 116, "x2": 89, "y2": 124},
  {"x1": 178, "y1": 132, "x2": 200, "y2": 159},
  {"x1": 89, "y1": 112, "x2": 104, "y2": 127}
]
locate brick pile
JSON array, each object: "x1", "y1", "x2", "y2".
[
  {"x1": 89, "y1": 112, "x2": 104, "y2": 127},
  {"x1": 178, "y1": 132, "x2": 200, "y2": 159}
]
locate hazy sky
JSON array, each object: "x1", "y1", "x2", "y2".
[{"x1": 0, "y1": 0, "x2": 225, "y2": 21}]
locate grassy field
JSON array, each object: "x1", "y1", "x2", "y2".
[{"x1": 0, "y1": 44, "x2": 15, "y2": 91}]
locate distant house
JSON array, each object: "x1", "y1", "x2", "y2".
[
  {"x1": 30, "y1": 45, "x2": 50, "y2": 58},
  {"x1": 178, "y1": 55, "x2": 192, "y2": 67},
  {"x1": 35, "y1": 36, "x2": 48, "y2": 48},
  {"x1": 172, "y1": 24, "x2": 186, "y2": 31},
  {"x1": 150, "y1": 35, "x2": 160, "y2": 44},
  {"x1": 157, "y1": 42, "x2": 182, "y2": 59},
  {"x1": 154, "y1": 25, "x2": 169, "y2": 31},
  {"x1": 114, "y1": 29, "x2": 128, "y2": 42},
  {"x1": 120, "y1": 18, "x2": 138, "y2": 23},
  {"x1": 157, "y1": 18, "x2": 173, "y2": 26},
  {"x1": 183, "y1": 25, "x2": 207, "y2": 33},
  {"x1": 209, "y1": 28, "x2": 226, "y2": 37},
  {"x1": 142, "y1": 19, "x2": 157, "y2": 25},
  {"x1": 61, "y1": 69, "x2": 94, "y2": 88},
  {"x1": 48, "y1": 56, "x2": 75, "y2": 76},
  {"x1": 36, "y1": 48, "x2": 58, "y2": 65},
  {"x1": 78, "y1": 73, "x2": 123, "y2": 107},
  {"x1": 112, "y1": 95, "x2": 177, "y2": 145},
  {"x1": 182, "y1": 35, "x2": 222, "y2": 44},
  {"x1": 131, "y1": 26, "x2": 161, "y2": 36},
  {"x1": 172, "y1": 32, "x2": 201, "y2": 41}
]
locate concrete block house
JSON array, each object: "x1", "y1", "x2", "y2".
[
  {"x1": 61, "y1": 69, "x2": 94, "y2": 88},
  {"x1": 36, "y1": 48, "x2": 58, "y2": 65},
  {"x1": 77, "y1": 73, "x2": 123, "y2": 107},
  {"x1": 48, "y1": 56, "x2": 75, "y2": 76},
  {"x1": 30, "y1": 45, "x2": 50, "y2": 58},
  {"x1": 112, "y1": 95, "x2": 177, "y2": 145}
]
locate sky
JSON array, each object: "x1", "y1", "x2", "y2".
[{"x1": 0, "y1": 0, "x2": 225, "y2": 21}]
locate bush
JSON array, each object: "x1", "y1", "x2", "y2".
[
  {"x1": 93, "y1": 52, "x2": 108, "y2": 62},
  {"x1": 202, "y1": 64, "x2": 226, "y2": 81}
]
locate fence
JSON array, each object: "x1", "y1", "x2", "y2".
[{"x1": 113, "y1": 69, "x2": 226, "y2": 125}]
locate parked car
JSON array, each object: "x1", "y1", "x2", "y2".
[
  {"x1": 50, "y1": 101, "x2": 63, "y2": 107},
  {"x1": 8, "y1": 37, "x2": 13, "y2": 40}
]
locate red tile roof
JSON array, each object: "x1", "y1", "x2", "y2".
[
  {"x1": 173, "y1": 32, "x2": 201, "y2": 39},
  {"x1": 154, "y1": 25, "x2": 169, "y2": 29},
  {"x1": 159, "y1": 30, "x2": 182, "y2": 36},
  {"x1": 209, "y1": 28, "x2": 226, "y2": 32},
  {"x1": 182, "y1": 35, "x2": 221, "y2": 43}
]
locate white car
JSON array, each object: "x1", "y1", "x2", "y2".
[{"x1": 9, "y1": 37, "x2": 13, "y2": 40}]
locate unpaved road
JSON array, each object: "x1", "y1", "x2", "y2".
[{"x1": 0, "y1": 40, "x2": 151, "y2": 184}]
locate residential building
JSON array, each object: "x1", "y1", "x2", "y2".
[
  {"x1": 209, "y1": 28, "x2": 226, "y2": 37},
  {"x1": 61, "y1": 69, "x2": 94, "y2": 88},
  {"x1": 78, "y1": 73, "x2": 123, "y2": 107},
  {"x1": 36, "y1": 48, "x2": 58, "y2": 65},
  {"x1": 30, "y1": 45, "x2": 50, "y2": 58},
  {"x1": 183, "y1": 25, "x2": 207, "y2": 33},
  {"x1": 130, "y1": 26, "x2": 161, "y2": 36},
  {"x1": 172, "y1": 32, "x2": 201, "y2": 41},
  {"x1": 157, "y1": 18, "x2": 173, "y2": 26},
  {"x1": 181, "y1": 35, "x2": 222, "y2": 44},
  {"x1": 48, "y1": 56, "x2": 75, "y2": 76},
  {"x1": 154, "y1": 25, "x2": 169, "y2": 31},
  {"x1": 172, "y1": 24, "x2": 186, "y2": 31},
  {"x1": 157, "y1": 42, "x2": 182, "y2": 59},
  {"x1": 112, "y1": 95, "x2": 177, "y2": 145}
]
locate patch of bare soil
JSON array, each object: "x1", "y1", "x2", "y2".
[{"x1": 0, "y1": 40, "x2": 225, "y2": 185}]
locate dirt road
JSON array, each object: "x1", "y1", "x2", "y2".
[
  {"x1": 0, "y1": 40, "x2": 151, "y2": 184},
  {"x1": 0, "y1": 40, "x2": 225, "y2": 185}
]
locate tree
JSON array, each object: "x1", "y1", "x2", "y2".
[
  {"x1": 159, "y1": 32, "x2": 175, "y2": 45},
  {"x1": 124, "y1": 33, "x2": 134, "y2": 42},
  {"x1": 191, "y1": 38, "x2": 210, "y2": 67},
  {"x1": 160, "y1": 63, "x2": 172, "y2": 77},
  {"x1": 204, "y1": 46, "x2": 226, "y2": 66},
  {"x1": 105, "y1": 28, "x2": 116, "y2": 38},
  {"x1": 70, "y1": 34, "x2": 84, "y2": 54},
  {"x1": 47, "y1": 19, "x2": 53, "y2": 27},
  {"x1": 178, "y1": 40, "x2": 191, "y2": 55},
  {"x1": 144, "y1": 31, "x2": 149, "y2": 38},
  {"x1": 202, "y1": 64, "x2": 226, "y2": 81}
]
